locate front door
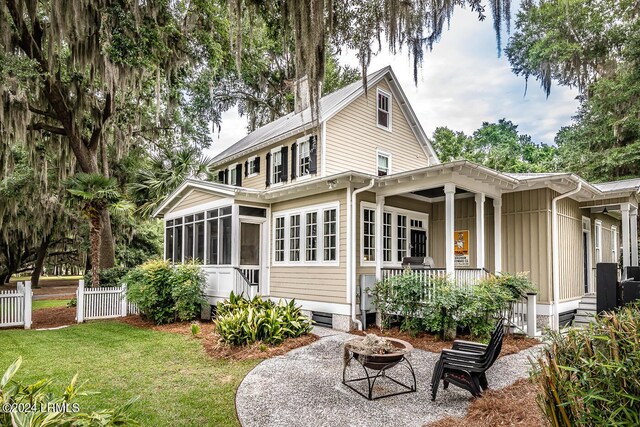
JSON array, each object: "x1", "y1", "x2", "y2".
[
  {"x1": 240, "y1": 222, "x2": 261, "y2": 294},
  {"x1": 410, "y1": 229, "x2": 427, "y2": 258}
]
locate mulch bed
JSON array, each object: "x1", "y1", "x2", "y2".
[
  {"x1": 117, "y1": 315, "x2": 319, "y2": 361},
  {"x1": 353, "y1": 327, "x2": 540, "y2": 358},
  {"x1": 427, "y1": 378, "x2": 547, "y2": 427},
  {"x1": 32, "y1": 307, "x2": 76, "y2": 329}
]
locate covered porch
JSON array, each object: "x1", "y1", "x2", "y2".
[{"x1": 365, "y1": 163, "x2": 520, "y2": 285}]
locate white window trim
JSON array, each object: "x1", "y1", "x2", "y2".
[
  {"x1": 271, "y1": 201, "x2": 340, "y2": 267},
  {"x1": 228, "y1": 163, "x2": 238, "y2": 186},
  {"x1": 247, "y1": 156, "x2": 258, "y2": 178},
  {"x1": 296, "y1": 135, "x2": 312, "y2": 180},
  {"x1": 376, "y1": 88, "x2": 392, "y2": 132},
  {"x1": 376, "y1": 149, "x2": 392, "y2": 176},
  {"x1": 611, "y1": 225, "x2": 619, "y2": 263},
  {"x1": 594, "y1": 219, "x2": 603, "y2": 263},
  {"x1": 270, "y1": 146, "x2": 284, "y2": 188},
  {"x1": 360, "y1": 202, "x2": 429, "y2": 267}
]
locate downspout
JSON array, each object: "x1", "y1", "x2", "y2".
[
  {"x1": 350, "y1": 179, "x2": 376, "y2": 331},
  {"x1": 551, "y1": 182, "x2": 582, "y2": 330}
]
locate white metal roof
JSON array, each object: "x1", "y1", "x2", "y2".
[{"x1": 592, "y1": 178, "x2": 640, "y2": 193}]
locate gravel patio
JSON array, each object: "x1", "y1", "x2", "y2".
[{"x1": 236, "y1": 327, "x2": 542, "y2": 427}]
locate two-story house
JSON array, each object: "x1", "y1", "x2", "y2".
[{"x1": 153, "y1": 66, "x2": 640, "y2": 331}]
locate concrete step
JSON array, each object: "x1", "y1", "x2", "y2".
[
  {"x1": 581, "y1": 296, "x2": 596, "y2": 304},
  {"x1": 577, "y1": 303, "x2": 596, "y2": 311}
]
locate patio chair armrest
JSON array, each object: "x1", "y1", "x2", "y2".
[
  {"x1": 452, "y1": 340, "x2": 487, "y2": 352},
  {"x1": 441, "y1": 348, "x2": 485, "y2": 362}
]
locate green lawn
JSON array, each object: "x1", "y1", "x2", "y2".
[
  {"x1": 0, "y1": 322, "x2": 258, "y2": 426},
  {"x1": 32, "y1": 299, "x2": 71, "y2": 310}
]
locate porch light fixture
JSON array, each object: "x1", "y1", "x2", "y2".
[{"x1": 327, "y1": 179, "x2": 338, "y2": 189}]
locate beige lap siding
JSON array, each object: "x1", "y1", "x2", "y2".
[
  {"x1": 269, "y1": 190, "x2": 348, "y2": 304},
  {"x1": 167, "y1": 190, "x2": 224, "y2": 214},
  {"x1": 324, "y1": 80, "x2": 430, "y2": 176}
]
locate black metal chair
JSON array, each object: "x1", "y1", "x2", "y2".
[{"x1": 430, "y1": 319, "x2": 504, "y2": 400}]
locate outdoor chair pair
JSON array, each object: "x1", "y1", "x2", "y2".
[{"x1": 430, "y1": 318, "x2": 504, "y2": 400}]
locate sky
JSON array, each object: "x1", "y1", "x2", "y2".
[{"x1": 205, "y1": 4, "x2": 579, "y2": 158}]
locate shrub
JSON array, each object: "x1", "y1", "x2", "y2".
[
  {"x1": 215, "y1": 292, "x2": 312, "y2": 346},
  {"x1": 125, "y1": 259, "x2": 206, "y2": 324},
  {"x1": 532, "y1": 304, "x2": 640, "y2": 426},
  {"x1": 83, "y1": 266, "x2": 129, "y2": 287},
  {"x1": 368, "y1": 271, "x2": 535, "y2": 340},
  {"x1": 1, "y1": 357, "x2": 138, "y2": 426},
  {"x1": 367, "y1": 270, "x2": 433, "y2": 335}
]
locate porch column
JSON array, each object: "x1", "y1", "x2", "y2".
[
  {"x1": 493, "y1": 197, "x2": 502, "y2": 273},
  {"x1": 621, "y1": 203, "x2": 631, "y2": 269},
  {"x1": 375, "y1": 195, "x2": 385, "y2": 282},
  {"x1": 631, "y1": 206, "x2": 638, "y2": 266},
  {"x1": 444, "y1": 183, "x2": 456, "y2": 276},
  {"x1": 475, "y1": 193, "x2": 486, "y2": 270},
  {"x1": 231, "y1": 204, "x2": 240, "y2": 267}
]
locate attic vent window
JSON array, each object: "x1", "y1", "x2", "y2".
[
  {"x1": 377, "y1": 150, "x2": 390, "y2": 176},
  {"x1": 377, "y1": 89, "x2": 391, "y2": 130}
]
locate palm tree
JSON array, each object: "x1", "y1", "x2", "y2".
[
  {"x1": 66, "y1": 173, "x2": 131, "y2": 287},
  {"x1": 129, "y1": 146, "x2": 212, "y2": 217}
]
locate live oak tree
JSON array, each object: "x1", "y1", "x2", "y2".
[
  {"x1": 0, "y1": 0, "x2": 234, "y2": 268},
  {"x1": 505, "y1": 0, "x2": 640, "y2": 181}
]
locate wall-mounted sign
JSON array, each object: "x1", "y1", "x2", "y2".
[{"x1": 454, "y1": 230, "x2": 469, "y2": 266}]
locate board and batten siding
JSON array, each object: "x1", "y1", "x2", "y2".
[
  {"x1": 430, "y1": 197, "x2": 496, "y2": 273},
  {"x1": 269, "y1": 190, "x2": 347, "y2": 304},
  {"x1": 324, "y1": 79, "x2": 430, "y2": 176},
  {"x1": 166, "y1": 190, "x2": 224, "y2": 215},
  {"x1": 498, "y1": 189, "x2": 553, "y2": 303},
  {"x1": 556, "y1": 197, "x2": 584, "y2": 302}
]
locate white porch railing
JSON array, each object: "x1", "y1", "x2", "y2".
[
  {"x1": 505, "y1": 293, "x2": 538, "y2": 337},
  {"x1": 76, "y1": 281, "x2": 137, "y2": 322},
  {"x1": 381, "y1": 267, "x2": 489, "y2": 288},
  {"x1": 0, "y1": 281, "x2": 32, "y2": 329}
]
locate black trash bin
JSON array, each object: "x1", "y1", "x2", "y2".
[{"x1": 620, "y1": 279, "x2": 640, "y2": 306}]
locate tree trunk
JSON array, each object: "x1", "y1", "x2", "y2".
[
  {"x1": 90, "y1": 215, "x2": 102, "y2": 288},
  {"x1": 31, "y1": 236, "x2": 51, "y2": 288},
  {"x1": 100, "y1": 208, "x2": 115, "y2": 268}
]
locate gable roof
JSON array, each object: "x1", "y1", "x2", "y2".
[{"x1": 210, "y1": 66, "x2": 438, "y2": 167}]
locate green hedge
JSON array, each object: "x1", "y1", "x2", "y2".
[
  {"x1": 532, "y1": 304, "x2": 640, "y2": 426},
  {"x1": 214, "y1": 292, "x2": 312, "y2": 346},
  {"x1": 125, "y1": 259, "x2": 206, "y2": 324},
  {"x1": 83, "y1": 266, "x2": 129, "y2": 287}
]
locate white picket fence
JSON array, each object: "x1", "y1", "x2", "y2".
[
  {"x1": 0, "y1": 281, "x2": 32, "y2": 329},
  {"x1": 76, "y1": 281, "x2": 138, "y2": 322}
]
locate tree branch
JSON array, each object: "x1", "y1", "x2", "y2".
[
  {"x1": 27, "y1": 123, "x2": 67, "y2": 135},
  {"x1": 88, "y1": 91, "x2": 114, "y2": 151},
  {"x1": 28, "y1": 105, "x2": 58, "y2": 120}
]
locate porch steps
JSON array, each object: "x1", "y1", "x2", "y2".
[{"x1": 573, "y1": 293, "x2": 597, "y2": 327}]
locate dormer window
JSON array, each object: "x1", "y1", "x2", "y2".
[
  {"x1": 377, "y1": 89, "x2": 391, "y2": 130},
  {"x1": 377, "y1": 150, "x2": 391, "y2": 176}
]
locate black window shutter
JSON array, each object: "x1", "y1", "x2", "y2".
[
  {"x1": 281, "y1": 146, "x2": 288, "y2": 182},
  {"x1": 236, "y1": 164, "x2": 242, "y2": 186},
  {"x1": 265, "y1": 152, "x2": 271, "y2": 187},
  {"x1": 255, "y1": 157, "x2": 260, "y2": 173},
  {"x1": 309, "y1": 135, "x2": 318, "y2": 174},
  {"x1": 244, "y1": 160, "x2": 248, "y2": 177},
  {"x1": 224, "y1": 169, "x2": 229, "y2": 184},
  {"x1": 217, "y1": 170, "x2": 224, "y2": 183},
  {"x1": 290, "y1": 143, "x2": 297, "y2": 180}
]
